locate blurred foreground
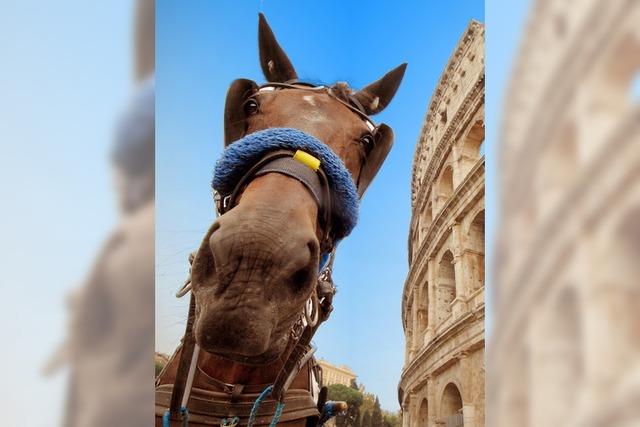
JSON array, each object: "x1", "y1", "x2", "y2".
[
  {"x1": 489, "y1": 1, "x2": 640, "y2": 426},
  {"x1": 0, "y1": 0, "x2": 155, "y2": 425}
]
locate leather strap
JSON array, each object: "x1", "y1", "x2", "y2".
[
  {"x1": 196, "y1": 366, "x2": 270, "y2": 395},
  {"x1": 168, "y1": 294, "x2": 197, "y2": 420},
  {"x1": 255, "y1": 156, "x2": 324, "y2": 208},
  {"x1": 156, "y1": 386, "x2": 318, "y2": 426}
]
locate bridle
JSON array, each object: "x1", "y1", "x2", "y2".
[
  {"x1": 164, "y1": 81, "x2": 379, "y2": 426},
  {"x1": 215, "y1": 148, "x2": 335, "y2": 256},
  {"x1": 254, "y1": 81, "x2": 377, "y2": 131}
]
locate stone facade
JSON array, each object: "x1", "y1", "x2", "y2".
[
  {"x1": 318, "y1": 359, "x2": 357, "y2": 388},
  {"x1": 489, "y1": 2, "x2": 640, "y2": 426},
  {"x1": 399, "y1": 21, "x2": 485, "y2": 427}
]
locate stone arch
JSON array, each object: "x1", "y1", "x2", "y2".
[
  {"x1": 435, "y1": 163, "x2": 454, "y2": 213},
  {"x1": 436, "y1": 250, "x2": 456, "y2": 323},
  {"x1": 580, "y1": 29, "x2": 640, "y2": 157},
  {"x1": 418, "y1": 278, "x2": 429, "y2": 334},
  {"x1": 405, "y1": 295, "x2": 414, "y2": 360},
  {"x1": 421, "y1": 201, "x2": 433, "y2": 237},
  {"x1": 467, "y1": 209, "x2": 485, "y2": 291},
  {"x1": 603, "y1": 31, "x2": 640, "y2": 108},
  {"x1": 440, "y1": 382, "x2": 463, "y2": 426},
  {"x1": 418, "y1": 398, "x2": 429, "y2": 426},
  {"x1": 459, "y1": 118, "x2": 485, "y2": 178}
]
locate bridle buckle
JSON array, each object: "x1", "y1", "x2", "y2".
[{"x1": 214, "y1": 190, "x2": 232, "y2": 214}]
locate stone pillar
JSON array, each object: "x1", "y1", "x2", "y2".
[
  {"x1": 451, "y1": 223, "x2": 468, "y2": 318},
  {"x1": 426, "y1": 257, "x2": 436, "y2": 343},
  {"x1": 451, "y1": 143, "x2": 464, "y2": 189},
  {"x1": 402, "y1": 403, "x2": 411, "y2": 427},
  {"x1": 412, "y1": 291, "x2": 421, "y2": 352},
  {"x1": 406, "y1": 296, "x2": 414, "y2": 362},
  {"x1": 427, "y1": 377, "x2": 436, "y2": 427},
  {"x1": 458, "y1": 352, "x2": 479, "y2": 427},
  {"x1": 417, "y1": 285, "x2": 428, "y2": 343}
]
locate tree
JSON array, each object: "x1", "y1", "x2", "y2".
[
  {"x1": 360, "y1": 393, "x2": 376, "y2": 416},
  {"x1": 354, "y1": 409, "x2": 362, "y2": 427},
  {"x1": 327, "y1": 384, "x2": 364, "y2": 408},
  {"x1": 371, "y1": 396, "x2": 383, "y2": 427},
  {"x1": 361, "y1": 410, "x2": 372, "y2": 427},
  {"x1": 382, "y1": 411, "x2": 401, "y2": 427},
  {"x1": 327, "y1": 384, "x2": 364, "y2": 427}
]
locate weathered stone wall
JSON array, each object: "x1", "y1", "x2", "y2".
[
  {"x1": 400, "y1": 20, "x2": 485, "y2": 427},
  {"x1": 489, "y1": 2, "x2": 640, "y2": 426}
]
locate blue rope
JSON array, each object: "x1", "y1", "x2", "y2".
[
  {"x1": 220, "y1": 416, "x2": 240, "y2": 427},
  {"x1": 247, "y1": 385, "x2": 286, "y2": 427},
  {"x1": 162, "y1": 407, "x2": 189, "y2": 427},
  {"x1": 270, "y1": 402, "x2": 286, "y2": 427}
]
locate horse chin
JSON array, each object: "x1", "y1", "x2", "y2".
[
  {"x1": 193, "y1": 306, "x2": 284, "y2": 362},
  {"x1": 213, "y1": 342, "x2": 285, "y2": 366}
]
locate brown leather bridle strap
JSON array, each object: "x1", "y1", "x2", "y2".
[
  {"x1": 271, "y1": 322, "x2": 319, "y2": 402},
  {"x1": 168, "y1": 293, "x2": 197, "y2": 420}
]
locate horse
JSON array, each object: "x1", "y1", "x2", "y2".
[{"x1": 156, "y1": 14, "x2": 406, "y2": 427}]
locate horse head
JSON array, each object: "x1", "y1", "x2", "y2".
[{"x1": 190, "y1": 14, "x2": 406, "y2": 365}]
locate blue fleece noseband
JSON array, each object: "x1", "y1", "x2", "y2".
[{"x1": 212, "y1": 128, "x2": 359, "y2": 240}]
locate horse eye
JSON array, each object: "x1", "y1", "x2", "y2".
[
  {"x1": 243, "y1": 98, "x2": 259, "y2": 116},
  {"x1": 360, "y1": 134, "x2": 374, "y2": 149}
]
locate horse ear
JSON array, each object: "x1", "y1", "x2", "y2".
[
  {"x1": 357, "y1": 124, "x2": 394, "y2": 197},
  {"x1": 353, "y1": 63, "x2": 407, "y2": 115},
  {"x1": 224, "y1": 79, "x2": 259, "y2": 146},
  {"x1": 258, "y1": 13, "x2": 298, "y2": 82}
]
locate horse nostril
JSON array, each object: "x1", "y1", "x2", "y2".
[{"x1": 290, "y1": 266, "x2": 312, "y2": 294}]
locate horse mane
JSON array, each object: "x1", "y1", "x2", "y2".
[
  {"x1": 329, "y1": 82, "x2": 355, "y2": 103},
  {"x1": 303, "y1": 79, "x2": 355, "y2": 103}
]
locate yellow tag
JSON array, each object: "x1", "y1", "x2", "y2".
[{"x1": 293, "y1": 150, "x2": 321, "y2": 171}]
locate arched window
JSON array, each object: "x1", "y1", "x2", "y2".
[
  {"x1": 441, "y1": 383, "x2": 463, "y2": 426},
  {"x1": 437, "y1": 250, "x2": 456, "y2": 323},
  {"x1": 414, "y1": 216, "x2": 422, "y2": 253},
  {"x1": 419, "y1": 398, "x2": 429, "y2": 426},
  {"x1": 435, "y1": 165, "x2": 454, "y2": 213},
  {"x1": 405, "y1": 296, "x2": 414, "y2": 360},
  {"x1": 421, "y1": 202, "x2": 432, "y2": 237},
  {"x1": 462, "y1": 119, "x2": 484, "y2": 159},
  {"x1": 458, "y1": 119, "x2": 485, "y2": 179},
  {"x1": 418, "y1": 280, "x2": 429, "y2": 333},
  {"x1": 468, "y1": 209, "x2": 485, "y2": 291}
]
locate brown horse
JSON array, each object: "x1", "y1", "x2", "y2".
[{"x1": 156, "y1": 14, "x2": 406, "y2": 426}]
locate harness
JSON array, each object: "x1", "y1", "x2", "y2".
[{"x1": 158, "y1": 82, "x2": 380, "y2": 427}]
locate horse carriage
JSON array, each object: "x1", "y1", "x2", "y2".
[{"x1": 156, "y1": 14, "x2": 406, "y2": 427}]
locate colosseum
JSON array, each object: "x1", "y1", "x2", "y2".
[
  {"x1": 489, "y1": 2, "x2": 640, "y2": 426},
  {"x1": 398, "y1": 21, "x2": 485, "y2": 427}
]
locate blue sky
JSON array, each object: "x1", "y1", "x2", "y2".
[
  {"x1": 484, "y1": 0, "x2": 531, "y2": 334},
  {"x1": 156, "y1": 0, "x2": 484, "y2": 410}
]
